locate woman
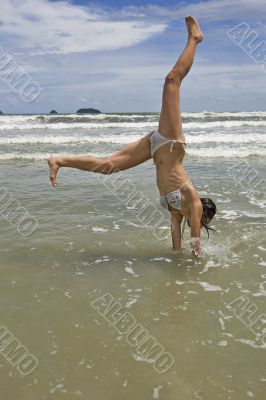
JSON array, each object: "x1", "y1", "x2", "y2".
[{"x1": 48, "y1": 16, "x2": 216, "y2": 256}]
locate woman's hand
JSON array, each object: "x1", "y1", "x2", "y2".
[
  {"x1": 189, "y1": 236, "x2": 201, "y2": 257},
  {"x1": 189, "y1": 198, "x2": 203, "y2": 257}
]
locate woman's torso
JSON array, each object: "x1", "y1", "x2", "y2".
[
  {"x1": 154, "y1": 142, "x2": 187, "y2": 194},
  {"x1": 152, "y1": 138, "x2": 199, "y2": 218}
]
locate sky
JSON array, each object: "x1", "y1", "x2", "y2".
[{"x1": 0, "y1": 0, "x2": 265, "y2": 113}]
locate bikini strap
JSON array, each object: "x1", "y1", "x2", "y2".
[
  {"x1": 170, "y1": 141, "x2": 174, "y2": 152},
  {"x1": 170, "y1": 140, "x2": 186, "y2": 152}
]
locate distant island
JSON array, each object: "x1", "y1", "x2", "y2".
[
  {"x1": 0, "y1": 109, "x2": 103, "y2": 115},
  {"x1": 76, "y1": 108, "x2": 101, "y2": 114}
]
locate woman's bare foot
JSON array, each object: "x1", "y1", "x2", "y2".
[
  {"x1": 185, "y1": 16, "x2": 204, "y2": 43},
  {"x1": 48, "y1": 157, "x2": 61, "y2": 187}
]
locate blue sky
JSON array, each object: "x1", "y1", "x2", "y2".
[{"x1": 0, "y1": 0, "x2": 265, "y2": 113}]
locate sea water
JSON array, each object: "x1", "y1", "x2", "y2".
[{"x1": 0, "y1": 112, "x2": 265, "y2": 399}]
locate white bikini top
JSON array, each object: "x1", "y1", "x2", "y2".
[{"x1": 150, "y1": 130, "x2": 186, "y2": 157}]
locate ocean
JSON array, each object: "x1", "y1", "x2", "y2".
[{"x1": 0, "y1": 112, "x2": 265, "y2": 399}]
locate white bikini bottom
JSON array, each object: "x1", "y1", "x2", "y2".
[{"x1": 160, "y1": 190, "x2": 182, "y2": 211}]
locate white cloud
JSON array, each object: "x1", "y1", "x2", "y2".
[
  {"x1": 177, "y1": 0, "x2": 266, "y2": 22},
  {"x1": 0, "y1": 0, "x2": 166, "y2": 54},
  {"x1": 123, "y1": 0, "x2": 266, "y2": 23},
  {"x1": 0, "y1": 0, "x2": 265, "y2": 113}
]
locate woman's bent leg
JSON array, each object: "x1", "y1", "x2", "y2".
[
  {"x1": 48, "y1": 133, "x2": 151, "y2": 187},
  {"x1": 158, "y1": 16, "x2": 203, "y2": 139}
]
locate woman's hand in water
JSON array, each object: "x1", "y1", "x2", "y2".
[{"x1": 189, "y1": 237, "x2": 201, "y2": 257}]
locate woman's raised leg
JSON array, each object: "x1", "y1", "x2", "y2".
[
  {"x1": 48, "y1": 133, "x2": 152, "y2": 187},
  {"x1": 158, "y1": 16, "x2": 203, "y2": 139}
]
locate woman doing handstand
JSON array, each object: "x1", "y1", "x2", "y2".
[{"x1": 48, "y1": 16, "x2": 216, "y2": 256}]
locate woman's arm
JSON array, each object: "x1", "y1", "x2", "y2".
[
  {"x1": 170, "y1": 211, "x2": 183, "y2": 250},
  {"x1": 189, "y1": 199, "x2": 203, "y2": 257}
]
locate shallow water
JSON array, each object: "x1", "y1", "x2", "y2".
[{"x1": 0, "y1": 113, "x2": 265, "y2": 399}]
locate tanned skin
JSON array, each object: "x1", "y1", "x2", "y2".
[{"x1": 48, "y1": 17, "x2": 204, "y2": 256}]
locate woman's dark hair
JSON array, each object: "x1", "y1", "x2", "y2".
[{"x1": 200, "y1": 198, "x2": 217, "y2": 238}]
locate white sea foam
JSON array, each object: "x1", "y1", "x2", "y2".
[
  {"x1": 234, "y1": 338, "x2": 266, "y2": 350},
  {"x1": 1, "y1": 116, "x2": 266, "y2": 131},
  {"x1": 197, "y1": 281, "x2": 224, "y2": 292},
  {"x1": 182, "y1": 111, "x2": 266, "y2": 119},
  {"x1": 0, "y1": 112, "x2": 265, "y2": 160},
  {"x1": 187, "y1": 147, "x2": 266, "y2": 158},
  {"x1": 0, "y1": 132, "x2": 265, "y2": 146},
  {"x1": 0, "y1": 134, "x2": 142, "y2": 145},
  {"x1": 1, "y1": 146, "x2": 264, "y2": 160},
  {"x1": 1, "y1": 111, "x2": 266, "y2": 122},
  {"x1": 184, "y1": 120, "x2": 266, "y2": 129},
  {"x1": 187, "y1": 133, "x2": 266, "y2": 144},
  {"x1": 0, "y1": 121, "x2": 157, "y2": 130},
  {"x1": 218, "y1": 210, "x2": 240, "y2": 220},
  {"x1": 92, "y1": 227, "x2": 109, "y2": 232},
  {"x1": 175, "y1": 280, "x2": 225, "y2": 292},
  {"x1": 0, "y1": 151, "x2": 107, "y2": 161},
  {"x1": 0, "y1": 113, "x2": 151, "y2": 123}
]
